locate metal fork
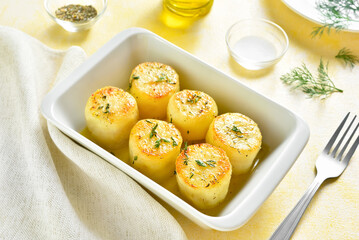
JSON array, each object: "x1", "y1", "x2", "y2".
[{"x1": 269, "y1": 112, "x2": 359, "y2": 240}]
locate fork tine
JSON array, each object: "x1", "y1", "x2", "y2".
[
  {"x1": 336, "y1": 121, "x2": 359, "y2": 160},
  {"x1": 339, "y1": 123, "x2": 359, "y2": 166},
  {"x1": 331, "y1": 115, "x2": 357, "y2": 157},
  {"x1": 323, "y1": 112, "x2": 350, "y2": 154}
]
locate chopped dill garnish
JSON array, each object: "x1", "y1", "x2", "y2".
[
  {"x1": 183, "y1": 141, "x2": 188, "y2": 152},
  {"x1": 156, "y1": 77, "x2": 165, "y2": 82},
  {"x1": 182, "y1": 142, "x2": 189, "y2": 160},
  {"x1": 335, "y1": 47, "x2": 359, "y2": 68},
  {"x1": 187, "y1": 94, "x2": 202, "y2": 104},
  {"x1": 206, "y1": 160, "x2": 216, "y2": 167},
  {"x1": 153, "y1": 138, "x2": 170, "y2": 149},
  {"x1": 104, "y1": 103, "x2": 110, "y2": 113},
  {"x1": 182, "y1": 142, "x2": 189, "y2": 165},
  {"x1": 155, "y1": 73, "x2": 176, "y2": 84},
  {"x1": 232, "y1": 125, "x2": 242, "y2": 134},
  {"x1": 280, "y1": 58, "x2": 343, "y2": 99},
  {"x1": 171, "y1": 136, "x2": 178, "y2": 147},
  {"x1": 132, "y1": 156, "x2": 138, "y2": 164},
  {"x1": 149, "y1": 123, "x2": 158, "y2": 138},
  {"x1": 195, "y1": 159, "x2": 207, "y2": 167},
  {"x1": 154, "y1": 139, "x2": 161, "y2": 149},
  {"x1": 195, "y1": 159, "x2": 216, "y2": 167},
  {"x1": 129, "y1": 74, "x2": 139, "y2": 90}
]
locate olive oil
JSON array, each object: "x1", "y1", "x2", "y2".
[{"x1": 163, "y1": 0, "x2": 214, "y2": 17}]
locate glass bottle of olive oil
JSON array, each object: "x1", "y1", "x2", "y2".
[{"x1": 163, "y1": 0, "x2": 214, "y2": 17}]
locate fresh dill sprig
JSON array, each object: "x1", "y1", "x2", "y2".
[
  {"x1": 311, "y1": 22, "x2": 346, "y2": 38},
  {"x1": 335, "y1": 47, "x2": 359, "y2": 68},
  {"x1": 280, "y1": 59, "x2": 343, "y2": 99},
  {"x1": 311, "y1": 0, "x2": 359, "y2": 38}
]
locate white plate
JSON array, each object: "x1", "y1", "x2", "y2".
[
  {"x1": 282, "y1": 0, "x2": 359, "y2": 32},
  {"x1": 41, "y1": 27, "x2": 310, "y2": 231}
]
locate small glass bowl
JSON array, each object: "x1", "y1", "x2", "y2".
[
  {"x1": 44, "y1": 0, "x2": 107, "y2": 32},
  {"x1": 226, "y1": 19, "x2": 289, "y2": 70}
]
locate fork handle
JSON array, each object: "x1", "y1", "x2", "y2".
[{"x1": 269, "y1": 175, "x2": 326, "y2": 240}]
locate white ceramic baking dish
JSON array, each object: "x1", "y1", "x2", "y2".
[{"x1": 41, "y1": 27, "x2": 309, "y2": 231}]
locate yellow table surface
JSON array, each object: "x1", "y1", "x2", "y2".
[{"x1": 1, "y1": 0, "x2": 359, "y2": 239}]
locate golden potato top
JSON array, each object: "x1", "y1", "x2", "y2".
[
  {"x1": 176, "y1": 143, "x2": 231, "y2": 188},
  {"x1": 130, "y1": 119, "x2": 182, "y2": 156},
  {"x1": 170, "y1": 90, "x2": 217, "y2": 118},
  {"x1": 213, "y1": 113, "x2": 262, "y2": 151},
  {"x1": 86, "y1": 86, "x2": 137, "y2": 124},
  {"x1": 129, "y1": 62, "x2": 179, "y2": 98}
]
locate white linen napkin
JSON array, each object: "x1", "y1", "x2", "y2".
[{"x1": 0, "y1": 26, "x2": 187, "y2": 240}]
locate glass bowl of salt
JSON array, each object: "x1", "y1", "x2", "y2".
[{"x1": 226, "y1": 19, "x2": 289, "y2": 70}]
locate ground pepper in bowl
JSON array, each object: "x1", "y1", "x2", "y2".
[{"x1": 55, "y1": 4, "x2": 97, "y2": 23}]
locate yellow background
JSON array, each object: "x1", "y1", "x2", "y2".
[{"x1": 1, "y1": 0, "x2": 359, "y2": 239}]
